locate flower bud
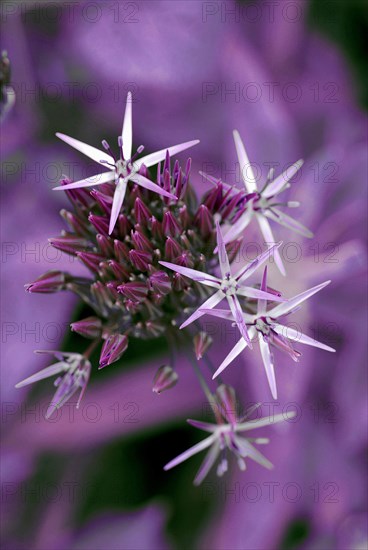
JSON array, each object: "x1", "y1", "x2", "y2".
[
  {"x1": 149, "y1": 271, "x2": 171, "y2": 295},
  {"x1": 24, "y1": 271, "x2": 66, "y2": 293},
  {"x1": 129, "y1": 249, "x2": 152, "y2": 271},
  {"x1": 99, "y1": 334, "x2": 128, "y2": 369},
  {"x1": 118, "y1": 281, "x2": 148, "y2": 302},
  {"x1": 195, "y1": 205, "x2": 213, "y2": 239},
  {"x1": 152, "y1": 365, "x2": 178, "y2": 394},
  {"x1": 71, "y1": 316, "x2": 102, "y2": 339},
  {"x1": 134, "y1": 197, "x2": 151, "y2": 225},
  {"x1": 193, "y1": 331, "x2": 213, "y2": 360}
]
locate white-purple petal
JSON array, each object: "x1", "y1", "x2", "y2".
[
  {"x1": 233, "y1": 130, "x2": 258, "y2": 193},
  {"x1": 56, "y1": 132, "x2": 113, "y2": 167},
  {"x1": 272, "y1": 324, "x2": 336, "y2": 352},
  {"x1": 122, "y1": 91, "x2": 133, "y2": 160},
  {"x1": 269, "y1": 280, "x2": 331, "y2": 318},
  {"x1": 53, "y1": 171, "x2": 115, "y2": 191},
  {"x1": 136, "y1": 140, "x2": 199, "y2": 169}
]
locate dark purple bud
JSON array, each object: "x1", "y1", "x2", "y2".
[
  {"x1": 226, "y1": 240, "x2": 241, "y2": 264},
  {"x1": 96, "y1": 234, "x2": 114, "y2": 257},
  {"x1": 165, "y1": 237, "x2": 182, "y2": 261},
  {"x1": 61, "y1": 179, "x2": 91, "y2": 208},
  {"x1": 172, "y1": 273, "x2": 187, "y2": 291},
  {"x1": 71, "y1": 316, "x2": 102, "y2": 339},
  {"x1": 221, "y1": 191, "x2": 244, "y2": 220},
  {"x1": 179, "y1": 207, "x2": 190, "y2": 231},
  {"x1": 163, "y1": 211, "x2": 181, "y2": 237},
  {"x1": 88, "y1": 214, "x2": 110, "y2": 235},
  {"x1": 108, "y1": 260, "x2": 129, "y2": 280},
  {"x1": 90, "y1": 189, "x2": 113, "y2": 215},
  {"x1": 77, "y1": 252, "x2": 104, "y2": 273},
  {"x1": 150, "y1": 216, "x2": 163, "y2": 239},
  {"x1": 152, "y1": 365, "x2": 178, "y2": 394},
  {"x1": 118, "y1": 214, "x2": 132, "y2": 237},
  {"x1": 163, "y1": 150, "x2": 171, "y2": 174},
  {"x1": 25, "y1": 271, "x2": 66, "y2": 293},
  {"x1": 195, "y1": 205, "x2": 213, "y2": 238},
  {"x1": 215, "y1": 384, "x2": 238, "y2": 425},
  {"x1": 99, "y1": 333, "x2": 128, "y2": 369},
  {"x1": 118, "y1": 281, "x2": 148, "y2": 302},
  {"x1": 49, "y1": 235, "x2": 92, "y2": 255},
  {"x1": 134, "y1": 197, "x2": 151, "y2": 225},
  {"x1": 129, "y1": 249, "x2": 152, "y2": 271},
  {"x1": 131, "y1": 230, "x2": 153, "y2": 251},
  {"x1": 60, "y1": 209, "x2": 89, "y2": 236},
  {"x1": 114, "y1": 239, "x2": 130, "y2": 262},
  {"x1": 205, "y1": 182, "x2": 223, "y2": 212},
  {"x1": 175, "y1": 252, "x2": 193, "y2": 268},
  {"x1": 149, "y1": 271, "x2": 172, "y2": 295},
  {"x1": 194, "y1": 331, "x2": 213, "y2": 360}
]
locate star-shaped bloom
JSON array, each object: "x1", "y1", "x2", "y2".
[
  {"x1": 164, "y1": 384, "x2": 295, "y2": 485},
  {"x1": 201, "y1": 267, "x2": 335, "y2": 399},
  {"x1": 201, "y1": 130, "x2": 312, "y2": 275},
  {"x1": 15, "y1": 350, "x2": 91, "y2": 419},
  {"x1": 53, "y1": 92, "x2": 199, "y2": 234},
  {"x1": 160, "y1": 221, "x2": 286, "y2": 345}
]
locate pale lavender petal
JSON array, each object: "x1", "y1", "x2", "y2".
[
  {"x1": 216, "y1": 221, "x2": 231, "y2": 278},
  {"x1": 269, "y1": 280, "x2": 331, "y2": 318},
  {"x1": 234, "y1": 436, "x2": 273, "y2": 469},
  {"x1": 228, "y1": 294, "x2": 251, "y2": 345},
  {"x1": 259, "y1": 337, "x2": 277, "y2": 399},
  {"x1": 265, "y1": 209, "x2": 313, "y2": 238},
  {"x1": 257, "y1": 266, "x2": 268, "y2": 316},
  {"x1": 235, "y1": 243, "x2": 282, "y2": 282},
  {"x1": 237, "y1": 411, "x2": 296, "y2": 431},
  {"x1": 237, "y1": 286, "x2": 285, "y2": 302},
  {"x1": 256, "y1": 215, "x2": 286, "y2": 275},
  {"x1": 109, "y1": 179, "x2": 127, "y2": 235},
  {"x1": 272, "y1": 324, "x2": 336, "y2": 352},
  {"x1": 263, "y1": 159, "x2": 303, "y2": 198},
  {"x1": 180, "y1": 290, "x2": 224, "y2": 329},
  {"x1": 136, "y1": 140, "x2": 199, "y2": 169},
  {"x1": 233, "y1": 130, "x2": 258, "y2": 193},
  {"x1": 56, "y1": 132, "x2": 113, "y2": 166},
  {"x1": 15, "y1": 362, "x2": 67, "y2": 388},
  {"x1": 159, "y1": 261, "x2": 220, "y2": 288},
  {"x1": 122, "y1": 91, "x2": 133, "y2": 160},
  {"x1": 130, "y1": 173, "x2": 177, "y2": 200},
  {"x1": 164, "y1": 434, "x2": 216, "y2": 471},
  {"x1": 187, "y1": 419, "x2": 217, "y2": 433},
  {"x1": 212, "y1": 336, "x2": 248, "y2": 379},
  {"x1": 199, "y1": 308, "x2": 234, "y2": 322},
  {"x1": 194, "y1": 439, "x2": 221, "y2": 485},
  {"x1": 53, "y1": 171, "x2": 115, "y2": 191},
  {"x1": 222, "y1": 208, "x2": 253, "y2": 244}
]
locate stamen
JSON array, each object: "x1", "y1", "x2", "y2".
[{"x1": 101, "y1": 140, "x2": 116, "y2": 161}]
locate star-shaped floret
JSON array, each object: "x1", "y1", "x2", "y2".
[
  {"x1": 200, "y1": 267, "x2": 335, "y2": 399},
  {"x1": 160, "y1": 221, "x2": 286, "y2": 346},
  {"x1": 201, "y1": 130, "x2": 312, "y2": 275},
  {"x1": 164, "y1": 385, "x2": 295, "y2": 485},
  {"x1": 15, "y1": 350, "x2": 91, "y2": 419},
  {"x1": 53, "y1": 92, "x2": 199, "y2": 234}
]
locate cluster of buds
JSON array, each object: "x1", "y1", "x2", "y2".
[{"x1": 17, "y1": 92, "x2": 335, "y2": 484}]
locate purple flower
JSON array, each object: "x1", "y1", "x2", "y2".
[
  {"x1": 201, "y1": 267, "x2": 335, "y2": 398},
  {"x1": 160, "y1": 221, "x2": 285, "y2": 345},
  {"x1": 53, "y1": 92, "x2": 199, "y2": 233},
  {"x1": 15, "y1": 350, "x2": 91, "y2": 419},
  {"x1": 164, "y1": 385, "x2": 295, "y2": 485}
]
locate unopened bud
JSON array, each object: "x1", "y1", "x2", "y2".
[
  {"x1": 99, "y1": 333, "x2": 128, "y2": 369},
  {"x1": 152, "y1": 365, "x2": 178, "y2": 394},
  {"x1": 193, "y1": 331, "x2": 213, "y2": 360}
]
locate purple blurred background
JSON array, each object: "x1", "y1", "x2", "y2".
[{"x1": 1, "y1": 1, "x2": 367, "y2": 549}]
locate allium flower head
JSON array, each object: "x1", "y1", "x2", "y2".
[
  {"x1": 201, "y1": 267, "x2": 335, "y2": 398},
  {"x1": 164, "y1": 384, "x2": 295, "y2": 485},
  {"x1": 15, "y1": 351, "x2": 91, "y2": 419}
]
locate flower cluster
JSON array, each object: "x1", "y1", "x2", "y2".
[{"x1": 17, "y1": 92, "x2": 335, "y2": 484}]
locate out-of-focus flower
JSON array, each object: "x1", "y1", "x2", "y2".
[
  {"x1": 193, "y1": 331, "x2": 213, "y2": 360},
  {"x1": 0, "y1": 50, "x2": 15, "y2": 121},
  {"x1": 202, "y1": 267, "x2": 335, "y2": 398},
  {"x1": 54, "y1": 92, "x2": 199, "y2": 233},
  {"x1": 211, "y1": 130, "x2": 313, "y2": 275},
  {"x1": 15, "y1": 350, "x2": 91, "y2": 419},
  {"x1": 160, "y1": 222, "x2": 285, "y2": 344},
  {"x1": 164, "y1": 384, "x2": 295, "y2": 485}
]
